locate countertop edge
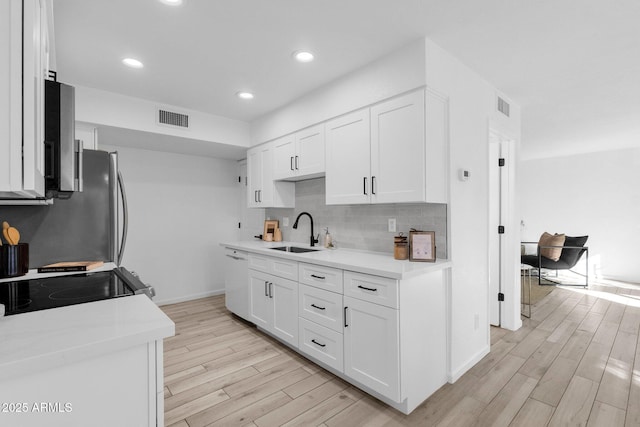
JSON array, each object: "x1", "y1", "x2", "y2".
[
  {"x1": 0, "y1": 295, "x2": 175, "y2": 382},
  {"x1": 221, "y1": 241, "x2": 451, "y2": 279}
]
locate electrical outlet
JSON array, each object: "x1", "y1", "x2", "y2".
[
  {"x1": 388, "y1": 218, "x2": 396, "y2": 233},
  {"x1": 282, "y1": 217, "x2": 289, "y2": 227}
]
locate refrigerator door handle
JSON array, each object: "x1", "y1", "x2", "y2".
[{"x1": 117, "y1": 170, "x2": 129, "y2": 266}]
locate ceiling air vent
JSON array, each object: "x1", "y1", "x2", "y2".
[
  {"x1": 158, "y1": 109, "x2": 189, "y2": 128},
  {"x1": 497, "y1": 97, "x2": 510, "y2": 118}
]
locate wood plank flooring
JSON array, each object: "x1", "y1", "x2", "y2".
[{"x1": 160, "y1": 279, "x2": 640, "y2": 426}]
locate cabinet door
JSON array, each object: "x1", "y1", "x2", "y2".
[
  {"x1": 249, "y1": 271, "x2": 271, "y2": 329},
  {"x1": 325, "y1": 109, "x2": 371, "y2": 205},
  {"x1": 271, "y1": 276, "x2": 298, "y2": 348},
  {"x1": 246, "y1": 147, "x2": 262, "y2": 208},
  {"x1": 0, "y1": 0, "x2": 23, "y2": 194},
  {"x1": 295, "y1": 124, "x2": 325, "y2": 178},
  {"x1": 371, "y1": 90, "x2": 425, "y2": 203},
  {"x1": 0, "y1": 0, "x2": 46, "y2": 198},
  {"x1": 21, "y1": 0, "x2": 46, "y2": 197},
  {"x1": 272, "y1": 135, "x2": 296, "y2": 180},
  {"x1": 343, "y1": 295, "x2": 400, "y2": 401},
  {"x1": 258, "y1": 144, "x2": 274, "y2": 205}
]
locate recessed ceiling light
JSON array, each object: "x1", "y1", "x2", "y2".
[
  {"x1": 293, "y1": 50, "x2": 314, "y2": 63},
  {"x1": 236, "y1": 91, "x2": 254, "y2": 100},
  {"x1": 122, "y1": 58, "x2": 144, "y2": 69},
  {"x1": 158, "y1": 0, "x2": 183, "y2": 6}
]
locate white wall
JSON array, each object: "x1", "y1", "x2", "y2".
[
  {"x1": 520, "y1": 147, "x2": 640, "y2": 283},
  {"x1": 425, "y1": 39, "x2": 522, "y2": 380},
  {"x1": 250, "y1": 39, "x2": 426, "y2": 145},
  {"x1": 76, "y1": 85, "x2": 250, "y2": 148},
  {"x1": 101, "y1": 143, "x2": 241, "y2": 305}
]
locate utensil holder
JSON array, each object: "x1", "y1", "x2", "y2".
[{"x1": 0, "y1": 243, "x2": 29, "y2": 278}]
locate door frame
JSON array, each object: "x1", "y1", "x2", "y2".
[{"x1": 488, "y1": 127, "x2": 521, "y2": 331}]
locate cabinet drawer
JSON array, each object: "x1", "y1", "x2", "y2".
[
  {"x1": 299, "y1": 263, "x2": 343, "y2": 293},
  {"x1": 299, "y1": 284, "x2": 344, "y2": 333},
  {"x1": 344, "y1": 271, "x2": 398, "y2": 309},
  {"x1": 298, "y1": 318, "x2": 343, "y2": 372},
  {"x1": 248, "y1": 253, "x2": 298, "y2": 281}
]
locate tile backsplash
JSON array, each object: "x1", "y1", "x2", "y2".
[{"x1": 265, "y1": 178, "x2": 447, "y2": 258}]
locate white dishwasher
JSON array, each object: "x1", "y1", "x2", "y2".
[{"x1": 224, "y1": 248, "x2": 250, "y2": 321}]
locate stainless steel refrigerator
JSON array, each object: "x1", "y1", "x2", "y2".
[{"x1": 0, "y1": 149, "x2": 127, "y2": 268}]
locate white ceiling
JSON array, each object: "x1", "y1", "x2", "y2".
[{"x1": 53, "y1": 0, "x2": 640, "y2": 160}]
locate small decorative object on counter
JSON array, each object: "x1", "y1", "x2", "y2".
[
  {"x1": 394, "y1": 232, "x2": 409, "y2": 260},
  {"x1": 274, "y1": 228, "x2": 283, "y2": 242},
  {"x1": 409, "y1": 229, "x2": 436, "y2": 262},
  {"x1": 0, "y1": 243, "x2": 29, "y2": 278},
  {"x1": 323, "y1": 228, "x2": 333, "y2": 248}
]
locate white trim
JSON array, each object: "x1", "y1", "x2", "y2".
[{"x1": 156, "y1": 288, "x2": 224, "y2": 306}]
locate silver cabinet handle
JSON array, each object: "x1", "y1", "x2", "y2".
[
  {"x1": 264, "y1": 281, "x2": 268, "y2": 297},
  {"x1": 363, "y1": 177, "x2": 368, "y2": 195},
  {"x1": 290, "y1": 156, "x2": 294, "y2": 171},
  {"x1": 310, "y1": 274, "x2": 325, "y2": 280},
  {"x1": 371, "y1": 176, "x2": 376, "y2": 195},
  {"x1": 268, "y1": 282, "x2": 273, "y2": 298},
  {"x1": 295, "y1": 156, "x2": 299, "y2": 170}
]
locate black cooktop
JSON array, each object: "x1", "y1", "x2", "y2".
[{"x1": 0, "y1": 270, "x2": 136, "y2": 316}]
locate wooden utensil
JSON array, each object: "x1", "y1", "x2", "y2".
[
  {"x1": 2, "y1": 221, "x2": 10, "y2": 245},
  {"x1": 2, "y1": 221, "x2": 20, "y2": 245}
]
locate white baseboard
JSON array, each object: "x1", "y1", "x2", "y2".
[
  {"x1": 448, "y1": 344, "x2": 490, "y2": 383},
  {"x1": 155, "y1": 289, "x2": 225, "y2": 306}
]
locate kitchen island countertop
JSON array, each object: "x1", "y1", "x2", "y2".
[
  {"x1": 221, "y1": 240, "x2": 451, "y2": 279},
  {"x1": 0, "y1": 294, "x2": 175, "y2": 382}
]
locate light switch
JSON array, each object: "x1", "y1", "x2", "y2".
[{"x1": 388, "y1": 218, "x2": 397, "y2": 233}]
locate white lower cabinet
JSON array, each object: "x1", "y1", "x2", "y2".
[
  {"x1": 343, "y1": 295, "x2": 400, "y2": 401},
  {"x1": 249, "y1": 269, "x2": 298, "y2": 348},
  {"x1": 236, "y1": 252, "x2": 447, "y2": 415}
]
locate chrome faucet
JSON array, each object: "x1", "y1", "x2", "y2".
[{"x1": 292, "y1": 212, "x2": 319, "y2": 247}]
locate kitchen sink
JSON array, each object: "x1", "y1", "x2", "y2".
[{"x1": 270, "y1": 246, "x2": 319, "y2": 253}]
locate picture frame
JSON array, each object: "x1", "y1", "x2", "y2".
[
  {"x1": 409, "y1": 231, "x2": 436, "y2": 262},
  {"x1": 263, "y1": 220, "x2": 279, "y2": 241}
]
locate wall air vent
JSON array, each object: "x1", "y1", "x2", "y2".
[
  {"x1": 158, "y1": 109, "x2": 189, "y2": 128},
  {"x1": 497, "y1": 97, "x2": 510, "y2": 118}
]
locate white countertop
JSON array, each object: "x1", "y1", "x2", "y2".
[
  {"x1": 221, "y1": 240, "x2": 451, "y2": 279},
  {"x1": 0, "y1": 262, "x2": 119, "y2": 283},
  {"x1": 0, "y1": 294, "x2": 175, "y2": 382}
]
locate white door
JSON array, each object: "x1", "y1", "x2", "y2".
[
  {"x1": 272, "y1": 135, "x2": 296, "y2": 180},
  {"x1": 295, "y1": 124, "x2": 325, "y2": 177},
  {"x1": 489, "y1": 141, "x2": 502, "y2": 326},
  {"x1": 371, "y1": 90, "x2": 425, "y2": 203},
  {"x1": 249, "y1": 271, "x2": 271, "y2": 329},
  {"x1": 271, "y1": 276, "x2": 298, "y2": 347},
  {"x1": 343, "y1": 296, "x2": 400, "y2": 400},
  {"x1": 489, "y1": 134, "x2": 514, "y2": 326},
  {"x1": 325, "y1": 109, "x2": 371, "y2": 205}
]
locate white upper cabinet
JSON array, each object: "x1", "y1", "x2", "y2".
[
  {"x1": 370, "y1": 90, "x2": 425, "y2": 203},
  {"x1": 325, "y1": 109, "x2": 371, "y2": 205},
  {"x1": 0, "y1": 0, "x2": 49, "y2": 198},
  {"x1": 273, "y1": 124, "x2": 325, "y2": 181},
  {"x1": 246, "y1": 142, "x2": 294, "y2": 208},
  {"x1": 326, "y1": 89, "x2": 442, "y2": 205}
]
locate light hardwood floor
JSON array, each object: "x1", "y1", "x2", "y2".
[{"x1": 160, "y1": 280, "x2": 640, "y2": 426}]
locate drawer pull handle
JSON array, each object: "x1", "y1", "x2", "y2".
[
  {"x1": 310, "y1": 274, "x2": 326, "y2": 280},
  {"x1": 357, "y1": 285, "x2": 378, "y2": 292},
  {"x1": 311, "y1": 304, "x2": 326, "y2": 311},
  {"x1": 344, "y1": 307, "x2": 348, "y2": 327},
  {"x1": 311, "y1": 339, "x2": 326, "y2": 348}
]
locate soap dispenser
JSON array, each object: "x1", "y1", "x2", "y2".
[{"x1": 323, "y1": 228, "x2": 333, "y2": 249}]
